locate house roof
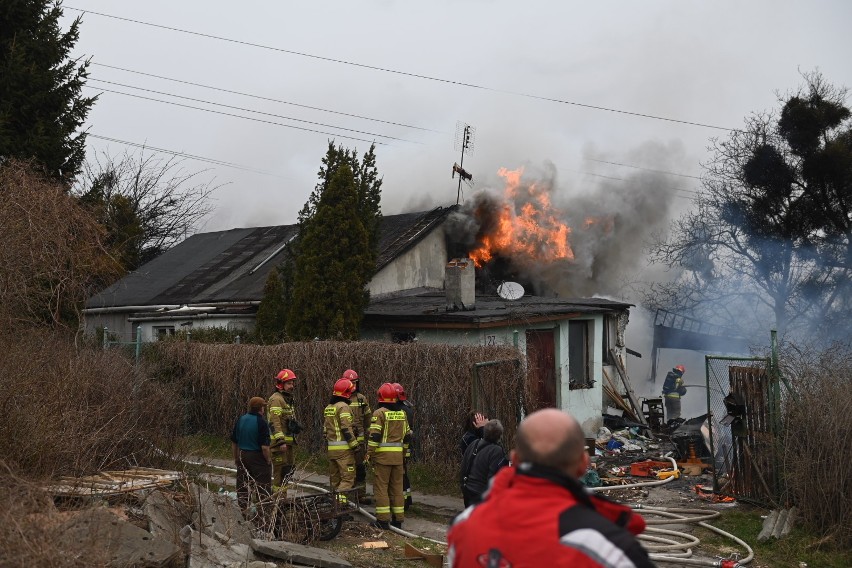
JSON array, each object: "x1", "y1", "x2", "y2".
[
  {"x1": 362, "y1": 288, "x2": 632, "y2": 329},
  {"x1": 86, "y1": 206, "x2": 457, "y2": 310}
]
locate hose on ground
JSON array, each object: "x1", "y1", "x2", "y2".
[{"x1": 181, "y1": 456, "x2": 447, "y2": 545}]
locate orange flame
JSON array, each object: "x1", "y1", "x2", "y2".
[{"x1": 468, "y1": 167, "x2": 575, "y2": 268}]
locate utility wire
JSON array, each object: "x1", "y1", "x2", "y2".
[
  {"x1": 586, "y1": 158, "x2": 703, "y2": 181},
  {"x1": 66, "y1": 6, "x2": 735, "y2": 131},
  {"x1": 88, "y1": 133, "x2": 290, "y2": 178},
  {"x1": 91, "y1": 62, "x2": 439, "y2": 133},
  {"x1": 88, "y1": 78, "x2": 417, "y2": 143},
  {"x1": 577, "y1": 170, "x2": 700, "y2": 201},
  {"x1": 84, "y1": 86, "x2": 385, "y2": 145}
]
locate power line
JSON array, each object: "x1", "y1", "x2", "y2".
[
  {"x1": 66, "y1": 6, "x2": 735, "y2": 131},
  {"x1": 84, "y1": 85, "x2": 387, "y2": 145},
  {"x1": 91, "y1": 62, "x2": 440, "y2": 133},
  {"x1": 585, "y1": 158, "x2": 704, "y2": 181},
  {"x1": 576, "y1": 170, "x2": 700, "y2": 201},
  {"x1": 88, "y1": 133, "x2": 290, "y2": 177},
  {"x1": 88, "y1": 78, "x2": 417, "y2": 142}
]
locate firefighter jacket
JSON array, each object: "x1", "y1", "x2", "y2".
[
  {"x1": 448, "y1": 463, "x2": 653, "y2": 568},
  {"x1": 367, "y1": 405, "x2": 411, "y2": 466},
  {"x1": 267, "y1": 390, "x2": 296, "y2": 448},
  {"x1": 400, "y1": 401, "x2": 415, "y2": 459},
  {"x1": 324, "y1": 399, "x2": 359, "y2": 453},
  {"x1": 347, "y1": 391, "x2": 372, "y2": 444},
  {"x1": 662, "y1": 369, "x2": 687, "y2": 398}
]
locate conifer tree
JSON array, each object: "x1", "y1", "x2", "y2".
[
  {"x1": 0, "y1": 0, "x2": 96, "y2": 185},
  {"x1": 255, "y1": 269, "x2": 287, "y2": 343},
  {"x1": 286, "y1": 162, "x2": 374, "y2": 340}
]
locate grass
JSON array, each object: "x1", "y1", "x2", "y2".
[
  {"x1": 699, "y1": 508, "x2": 852, "y2": 568},
  {"x1": 323, "y1": 524, "x2": 447, "y2": 568}
]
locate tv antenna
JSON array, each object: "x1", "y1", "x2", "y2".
[{"x1": 453, "y1": 121, "x2": 475, "y2": 205}]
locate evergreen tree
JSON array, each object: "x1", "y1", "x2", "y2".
[
  {"x1": 255, "y1": 269, "x2": 287, "y2": 343},
  {"x1": 0, "y1": 0, "x2": 96, "y2": 185},
  {"x1": 284, "y1": 142, "x2": 382, "y2": 340},
  {"x1": 286, "y1": 162, "x2": 373, "y2": 340}
]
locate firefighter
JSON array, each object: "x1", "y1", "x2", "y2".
[
  {"x1": 662, "y1": 364, "x2": 687, "y2": 422},
  {"x1": 367, "y1": 382, "x2": 412, "y2": 530},
  {"x1": 343, "y1": 369, "x2": 372, "y2": 502},
  {"x1": 267, "y1": 369, "x2": 300, "y2": 491},
  {"x1": 324, "y1": 378, "x2": 359, "y2": 502},
  {"x1": 392, "y1": 382, "x2": 414, "y2": 510}
]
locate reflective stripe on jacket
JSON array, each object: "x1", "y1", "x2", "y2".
[
  {"x1": 367, "y1": 407, "x2": 411, "y2": 465},
  {"x1": 268, "y1": 390, "x2": 295, "y2": 445},
  {"x1": 324, "y1": 401, "x2": 358, "y2": 452},
  {"x1": 348, "y1": 392, "x2": 372, "y2": 443}
]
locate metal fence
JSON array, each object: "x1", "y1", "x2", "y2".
[{"x1": 705, "y1": 354, "x2": 781, "y2": 507}]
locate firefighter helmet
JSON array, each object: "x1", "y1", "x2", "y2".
[
  {"x1": 674, "y1": 365, "x2": 686, "y2": 374},
  {"x1": 342, "y1": 369, "x2": 359, "y2": 382},
  {"x1": 377, "y1": 382, "x2": 399, "y2": 403},
  {"x1": 333, "y1": 378, "x2": 355, "y2": 398},
  {"x1": 392, "y1": 382, "x2": 407, "y2": 401},
  {"x1": 275, "y1": 369, "x2": 297, "y2": 388}
]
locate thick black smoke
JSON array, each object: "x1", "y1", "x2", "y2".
[{"x1": 445, "y1": 158, "x2": 678, "y2": 297}]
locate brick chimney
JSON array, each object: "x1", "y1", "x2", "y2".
[{"x1": 445, "y1": 258, "x2": 475, "y2": 311}]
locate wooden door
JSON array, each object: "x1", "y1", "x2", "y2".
[{"x1": 526, "y1": 329, "x2": 557, "y2": 409}]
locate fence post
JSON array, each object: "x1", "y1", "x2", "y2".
[
  {"x1": 103, "y1": 327, "x2": 109, "y2": 350},
  {"x1": 186, "y1": 331, "x2": 191, "y2": 343},
  {"x1": 135, "y1": 325, "x2": 142, "y2": 363},
  {"x1": 235, "y1": 335, "x2": 241, "y2": 344}
]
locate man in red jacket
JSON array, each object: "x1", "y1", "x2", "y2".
[{"x1": 447, "y1": 408, "x2": 653, "y2": 568}]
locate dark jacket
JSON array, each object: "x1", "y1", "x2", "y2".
[
  {"x1": 448, "y1": 464, "x2": 653, "y2": 568},
  {"x1": 460, "y1": 438, "x2": 509, "y2": 503},
  {"x1": 459, "y1": 428, "x2": 483, "y2": 456},
  {"x1": 662, "y1": 369, "x2": 686, "y2": 398}
]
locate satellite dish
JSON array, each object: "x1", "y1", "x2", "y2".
[{"x1": 497, "y1": 281, "x2": 525, "y2": 301}]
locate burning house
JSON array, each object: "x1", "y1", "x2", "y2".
[{"x1": 84, "y1": 166, "x2": 653, "y2": 433}]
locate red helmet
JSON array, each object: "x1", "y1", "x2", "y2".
[
  {"x1": 392, "y1": 382, "x2": 407, "y2": 401},
  {"x1": 377, "y1": 382, "x2": 399, "y2": 403},
  {"x1": 674, "y1": 365, "x2": 686, "y2": 374},
  {"x1": 333, "y1": 378, "x2": 355, "y2": 398},
  {"x1": 342, "y1": 369, "x2": 359, "y2": 382},
  {"x1": 275, "y1": 369, "x2": 297, "y2": 388}
]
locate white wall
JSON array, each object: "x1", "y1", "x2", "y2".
[
  {"x1": 368, "y1": 227, "x2": 448, "y2": 297},
  {"x1": 362, "y1": 315, "x2": 607, "y2": 435},
  {"x1": 135, "y1": 316, "x2": 255, "y2": 342}
]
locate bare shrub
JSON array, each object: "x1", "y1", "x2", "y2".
[
  {"x1": 149, "y1": 341, "x2": 524, "y2": 478},
  {"x1": 0, "y1": 330, "x2": 183, "y2": 479},
  {"x1": 0, "y1": 160, "x2": 120, "y2": 331},
  {"x1": 779, "y1": 341, "x2": 852, "y2": 547}
]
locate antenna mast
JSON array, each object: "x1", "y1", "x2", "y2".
[{"x1": 453, "y1": 121, "x2": 475, "y2": 204}]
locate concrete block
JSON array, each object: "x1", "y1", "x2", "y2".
[
  {"x1": 252, "y1": 538, "x2": 352, "y2": 568},
  {"x1": 58, "y1": 507, "x2": 182, "y2": 567},
  {"x1": 190, "y1": 485, "x2": 253, "y2": 546}
]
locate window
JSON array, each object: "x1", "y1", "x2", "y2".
[
  {"x1": 153, "y1": 326, "x2": 175, "y2": 340},
  {"x1": 568, "y1": 320, "x2": 593, "y2": 389},
  {"x1": 391, "y1": 331, "x2": 416, "y2": 344}
]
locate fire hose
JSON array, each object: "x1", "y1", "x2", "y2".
[{"x1": 184, "y1": 455, "x2": 753, "y2": 563}]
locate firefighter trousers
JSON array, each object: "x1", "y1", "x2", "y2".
[
  {"x1": 354, "y1": 444, "x2": 368, "y2": 499},
  {"x1": 664, "y1": 396, "x2": 682, "y2": 421},
  {"x1": 329, "y1": 450, "x2": 356, "y2": 501},
  {"x1": 271, "y1": 444, "x2": 294, "y2": 489},
  {"x1": 373, "y1": 462, "x2": 404, "y2": 522}
]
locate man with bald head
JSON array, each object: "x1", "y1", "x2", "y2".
[{"x1": 448, "y1": 409, "x2": 653, "y2": 568}]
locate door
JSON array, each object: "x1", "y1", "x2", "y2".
[{"x1": 526, "y1": 329, "x2": 557, "y2": 409}]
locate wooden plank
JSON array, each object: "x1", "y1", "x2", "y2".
[{"x1": 609, "y1": 349, "x2": 648, "y2": 428}]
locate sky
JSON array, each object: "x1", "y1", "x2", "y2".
[
  {"x1": 59, "y1": 1, "x2": 851, "y2": 384},
  {"x1": 62, "y1": 0, "x2": 852, "y2": 231}
]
